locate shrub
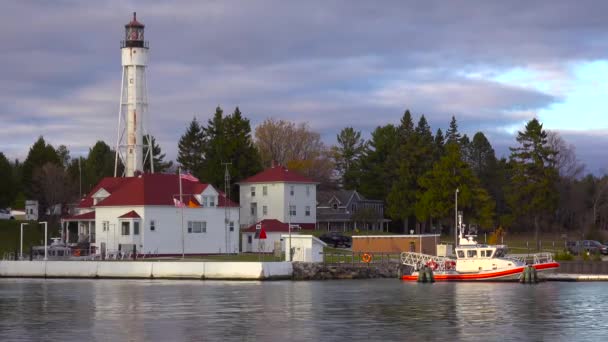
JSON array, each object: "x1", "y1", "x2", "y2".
[{"x1": 554, "y1": 250, "x2": 574, "y2": 261}]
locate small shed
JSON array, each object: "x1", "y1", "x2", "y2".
[
  {"x1": 281, "y1": 235, "x2": 327, "y2": 262},
  {"x1": 352, "y1": 234, "x2": 440, "y2": 255}
]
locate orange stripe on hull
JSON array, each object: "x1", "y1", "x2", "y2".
[{"x1": 401, "y1": 262, "x2": 560, "y2": 281}]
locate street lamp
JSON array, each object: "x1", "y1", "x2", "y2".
[
  {"x1": 454, "y1": 188, "x2": 459, "y2": 248},
  {"x1": 39, "y1": 221, "x2": 48, "y2": 260},
  {"x1": 20, "y1": 223, "x2": 29, "y2": 260}
]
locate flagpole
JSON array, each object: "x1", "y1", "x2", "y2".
[{"x1": 179, "y1": 167, "x2": 185, "y2": 259}]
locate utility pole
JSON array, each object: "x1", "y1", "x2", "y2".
[
  {"x1": 455, "y1": 188, "x2": 459, "y2": 248},
  {"x1": 222, "y1": 162, "x2": 232, "y2": 254}
]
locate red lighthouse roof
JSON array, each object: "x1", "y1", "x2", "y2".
[{"x1": 126, "y1": 12, "x2": 144, "y2": 27}]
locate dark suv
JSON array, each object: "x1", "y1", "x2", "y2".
[
  {"x1": 319, "y1": 232, "x2": 352, "y2": 248},
  {"x1": 567, "y1": 240, "x2": 608, "y2": 255}
]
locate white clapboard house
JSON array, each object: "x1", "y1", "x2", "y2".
[{"x1": 61, "y1": 173, "x2": 239, "y2": 256}]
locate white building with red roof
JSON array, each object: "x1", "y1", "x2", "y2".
[
  {"x1": 63, "y1": 173, "x2": 239, "y2": 256},
  {"x1": 239, "y1": 165, "x2": 317, "y2": 253}
]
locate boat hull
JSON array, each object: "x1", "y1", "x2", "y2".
[{"x1": 401, "y1": 262, "x2": 560, "y2": 281}]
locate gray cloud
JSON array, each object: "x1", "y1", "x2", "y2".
[{"x1": 0, "y1": 0, "x2": 607, "y2": 175}]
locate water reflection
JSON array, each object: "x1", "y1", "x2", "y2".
[{"x1": 0, "y1": 279, "x2": 607, "y2": 341}]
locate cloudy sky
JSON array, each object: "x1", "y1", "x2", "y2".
[{"x1": 1, "y1": 1, "x2": 607, "y2": 173}]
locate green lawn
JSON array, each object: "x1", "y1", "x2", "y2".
[{"x1": 0, "y1": 220, "x2": 60, "y2": 258}]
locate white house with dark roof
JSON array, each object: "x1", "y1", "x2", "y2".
[{"x1": 62, "y1": 173, "x2": 239, "y2": 256}]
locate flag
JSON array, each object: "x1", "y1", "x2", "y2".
[
  {"x1": 173, "y1": 198, "x2": 185, "y2": 208},
  {"x1": 180, "y1": 173, "x2": 199, "y2": 182}
]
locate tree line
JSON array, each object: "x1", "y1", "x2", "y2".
[{"x1": 2, "y1": 106, "x2": 607, "y2": 245}]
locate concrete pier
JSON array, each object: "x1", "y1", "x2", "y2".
[
  {"x1": 545, "y1": 273, "x2": 608, "y2": 281},
  {"x1": 0, "y1": 261, "x2": 293, "y2": 280}
]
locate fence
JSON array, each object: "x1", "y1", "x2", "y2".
[
  {"x1": 556, "y1": 261, "x2": 608, "y2": 274},
  {"x1": 323, "y1": 251, "x2": 401, "y2": 266}
]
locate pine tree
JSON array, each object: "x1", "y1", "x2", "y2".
[
  {"x1": 506, "y1": 118, "x2": 558, "y2": 249},
  {"x1": 143, "y1": 135, "x2": 174, "y2": 173},
  {"x1": 445, "y1": 115, "x2": 461, "y2": 145},
  {"x1": 434, "y1": 128, "x2": 445, "y2": 160},
  {"x1": 83, "y1": 141, "x2": 115, "y2": 191},
  {"x1": 358, "y1": 124, "x2": 400, "y2": 201},
  {"x1": 415, "y1": 143, "x2": 495, "y2": 231},
  {"x1": 177, "y1": 117, "x2": 205, "y2": 174},
  {"x1": 200, "y1": 107, "x2": 261, "y2": 197},
  {"x1": 332, "y1": 127, "x2": 367, "y2": 189},
  {"x1": 0, "y1": 152, "x2": 15, "y2": 208},
  {"x1": 22, "y1": 136, "x2": 61, "y2": 197}
]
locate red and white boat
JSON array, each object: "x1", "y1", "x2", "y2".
[{"x1": 400, "y1": 217, "x2": 559, "y2": 281}]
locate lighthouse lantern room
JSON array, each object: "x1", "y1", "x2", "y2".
[{"x1": 115, "y1": 12, "x2": 153, "y2": 177}]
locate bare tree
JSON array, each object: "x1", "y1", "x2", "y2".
[
  {"x1": 547, "y1": 131, "x2": 585, "y2": 180},
  {"x1": 255, "y1": 118, "x2": 335, "y2": 188},
  {"x1": 32, "y1": 163, "x2": 77, "y2": 219}
]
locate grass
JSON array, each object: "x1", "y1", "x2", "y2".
[{"x1": 0, "y1": 220, "x2": 60, "y2": 258}]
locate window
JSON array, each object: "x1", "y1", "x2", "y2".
[
  {"x1": 229, "y1": 221, "x2": 234, "y2": 232},
  {"x1": 480, "y1": 250, "x2": 485, "y2": 257},
  {"x1": 248, "y1": 235, "x2": 252, "y2": 243},
  {"x1": 251, "y1": 186, "x2": 256, "y2": 197},
  {"x1": 263, "y1": 186, "x2": 268, "y2": 196},
  {"x1": 289, "y1": 205, "x2": 296, "y2": 216},
  {"x1": 209, "y1": 197, "x2": 215, "y2": 207},
  {"x1": 202, "y1": 196, "x2": 208, "y2": 207},
  {"x1": 150, "y1": 220, "x2": 156, "y2": 231},
  {"x1": 121, "y1": 221, "x2": 130, "y2": 236},
  {"x1": 250, "y1": 203, "x2": 257, "y2": 216},
  {"x1": 102, "y1": 221, "x2": 109, "y2": 232},
  {"x1": 457, "y1": 251, "x2": 465, "y2": 259},
  {"x1": 467, "y1": 250, "x2": 477, "y2": 258},
  {"x1": 188, "y1": 221, "x2": 207, "y2": 234},
  {"x1": 486, "y1": 250, "x2": 493, "y2": 258},
  {"x1": 133, "y1": 221, "x2": 140, "y2": 235},
  {"x1": 305, "y1": 206, "x2": 311, "y2": 216},
  {"x1": 306, "y1": 185, "x2": 310, "y2": 196},
  {"x1": 290, "y1": 186, "x2": 294, "y2": 196},
  {"x1": 263, "y1": 205, "x2": 268, "y2": 216}
]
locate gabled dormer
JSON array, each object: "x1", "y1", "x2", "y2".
[
  {"x1": 92, "y1": 188, "x2": 111, "y2": 205},
  {"x1": 195, "y1": 185, "x2": 219, "y2": 207}
]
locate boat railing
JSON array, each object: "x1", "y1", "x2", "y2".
[
  {"x1": 400, "y1": 252, "x2": 454, "y2": 271},
  {"x1": 505, "y1": 252, "x2": 554, "y2": 265}
]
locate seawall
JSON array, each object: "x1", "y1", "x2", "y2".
[
  {"x1": 292, "y1": 262, "x2": 400, "y2": 280},
  {"x1": 0, "y1": 261, "x2": 293, "y2": 280}
]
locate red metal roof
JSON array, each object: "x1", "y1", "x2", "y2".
[
  {"x1": 78, "y1": 173, "x2": 238, "y2": 208},
  {"x1": 62, "y1": 211, "x2": 95, "y2": 221},
  {"x1": 118, "y1": 210, "x2": 141, "y2": 219},
  {"x1": 240, "y1": 166, "x2": 316, "y2": 184},
  {"x1": 126, "y1": 12, "x2": 144, "y2": 27},
  {"x1": 242, "y1": 219, "x2": 315, "y2": 232}
]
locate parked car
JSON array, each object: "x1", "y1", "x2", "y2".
[
  {"x1": 0, "y1": 208, "x2": 15, "y2": 220},
  {"x1": 567, "y1": 240, "x2": 608, "y2": 255},
  {"x1": 319, "y1": 232, "x2": 352, "y2": 248}
]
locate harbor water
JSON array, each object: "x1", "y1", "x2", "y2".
[{"x1": 1, "y1": 278, "x2": 607, "y2": 341}]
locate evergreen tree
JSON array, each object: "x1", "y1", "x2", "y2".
[
  {"x1": 415, "y1": 143, "x2": 495, "y2": 232},
  {"x1": 22, "y1": 136, "x2": 61, "y2": 197},
  {"x1": 332, "y1": 127, "x2": 367, "y2": 189},
  {"x1": 468, "y1": 132, "x2": 497, "y2": 186},
  {"x1": 434, "y1": 128, "x2": 445, "y2": 160},
  {"x1": 200, "y1": 107, "x2": 262, "y2": 198},
  {"x1": 56, "y1": 145, "x2": 71, "y2": 169},
  {"x1": 387, "y1": 113, "x2": 436, "y2": 232},
  {"x1": 177, "y1": 118, "x2": 205, "y2": 174},
  {"x1": 143, "y1": 135, "x2": 174, "y2": 173},
  {"x1": 358, "y1": 124, "x2": 400, "y2": 201},
  {"x1": 445, "y1": 115, "x2": 461, "y2": 145},
  {"x1": 83, "y1": 141, "x2": 115, "y2": 192},
  {"x1": 0, "y1": 152, "x2": 15, "y2": 208},
  {"x1": 506, "y1": 118, "x2": 558, "y2": 249}
]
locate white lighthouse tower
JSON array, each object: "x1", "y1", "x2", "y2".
[{"x1": 114, "y1": 12, "x2": 154, "y2": 177}]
